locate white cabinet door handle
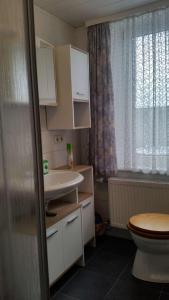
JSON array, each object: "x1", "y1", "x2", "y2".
[
  {"x1": 47, "y1": 229, "x2": 58, "y2": 239},
  {"x1": 82, "y1": 201, "x2": 91, "y2": 209},
  {"x1": 67, "y1": 216, "x2": 78, "y2": 225}
]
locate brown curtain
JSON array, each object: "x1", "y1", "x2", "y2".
[{"x1": 88, "y1": 23, "x2": 117, "y2": 179}]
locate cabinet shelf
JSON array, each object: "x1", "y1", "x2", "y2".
[
  {"x1": 39, "y1": 101, "x2": 57, "y2": 107},
  {"x1": 78, "y1": 192, "x2": 93, "y2": 203},
  {"x1": 53, "y1": 164, "x2": 92, "y2": 173},
  {"x1": 46, "y1": 200, "x2": 81, "y2": 229},
  {"x1": 73, "y1": 101, "x2": 91, "y2": 128},
  {"x1": 73, "y1": 99, "x2": 89, "y2": 103},
  {"x1": 73, "y1": 165, "x2": 93, "y2": 173}
]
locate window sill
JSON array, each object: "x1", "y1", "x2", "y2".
[{"x1": 116, "y1": 170, "x2": 169, "y2": 182}]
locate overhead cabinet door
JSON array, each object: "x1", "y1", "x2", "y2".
[
  {"x1": 71, "y1": 48, "x2": 89, "y2": 102},
  {"x1": 36, "y1": 47, "x2": 57, "y2": 106}
]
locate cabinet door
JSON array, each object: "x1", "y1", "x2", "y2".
[
  {"x1": 47, "y1": 221, "x2": 64, "y2": 285},
  {"x1": 62, "y1": 209, "x2": 83, "y2": 270},
  {"x1": 36, "y1": 47, "x2": 57, "y2": 106},
  {"x1": 81, "y1": 197, "x2": 95, "y2": 245},
  {"x1": 71, "y1": 48, "x2": 89, "y2": 101}
]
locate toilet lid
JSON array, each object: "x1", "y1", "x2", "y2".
[{"x1": 129, "y1": 213, "x2": 169, "y2": 235}]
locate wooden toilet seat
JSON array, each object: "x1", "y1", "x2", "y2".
[{"x1": 128, "y1": 213, "x2": 169, "y2": 239}]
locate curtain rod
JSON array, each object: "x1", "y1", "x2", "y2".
[{"x1": 85, "y1": 0, "x2": 169, "y2": 27}]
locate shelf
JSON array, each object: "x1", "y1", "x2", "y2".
[
  {"x1": 74, "y1": 126, "x2": 90, "y2": 129},
  {"x1": 46, "y1": 200, "x2": 81, "y2": 229},
  {"x1": 14, "y1": 201, "x2": 81, "y2": 235},
  {"x1": 73, "y1": 101, "x2": 91, "y2": 128},
  {"x1": 40, "y1": 101, "x2": 58, "y2": 107},
  {"x1": 78, "y1": 192, "x2": 93, "y2": 203},
  {"x1": 53, "y1": 165, "x2": 92, "y2": 173},
  {"x1": 73, "y1": 165, "x2": 93, "y2": 172},
  {"x1": 73, "y1": 99, "x2": 89, "y2": 103}
]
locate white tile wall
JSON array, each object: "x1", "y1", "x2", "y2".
[{"x1": 40, "y1": 107, "x2": 80, "y2": 169}]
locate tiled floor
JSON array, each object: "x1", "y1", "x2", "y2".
[{"x1": 51, "y1": 236, "x2": 169, "y2": 300}]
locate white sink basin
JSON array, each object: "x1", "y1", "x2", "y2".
[{"x1": 44, "y1": 170, "x2": 84, "y2": 201}]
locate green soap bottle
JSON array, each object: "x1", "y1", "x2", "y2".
[
  {"x1": 67, "y1": 144, "x2": 73, "y2": 169},
  {"x1": 43, "y1": 159, "x2": 48, "y2": 175}
]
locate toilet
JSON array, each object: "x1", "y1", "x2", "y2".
[{"x1": 128, "y1": 213, "x2": 169, "y2": 283}]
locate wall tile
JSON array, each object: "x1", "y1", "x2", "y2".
[
  {"x1": 40, "y1": 107, "x2": 80, "y2": 169},
  {"x1": 40, "y1": 107, "x2": 47, "y2": 132}
]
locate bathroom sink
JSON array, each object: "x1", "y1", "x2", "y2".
[{"x1": 44, "y1": 170, "x2": 84, "y2": 201}]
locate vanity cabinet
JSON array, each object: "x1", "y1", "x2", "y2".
[
  {"x1": 36, "y1": 37, "x2": 57, "y2": 106},
  {"x1": 62, "y1": 209, "x2": 83, "y2": 270},
  {"x1": 46, "y1": 165, "x2": 95, "y2": 286},
  {"x1": 46, "y1": 45, "x2": 91, "y2": 129},
  {"x1": 75, "y1": 165, "x2": 96, "y2": 246},
  {"x1": 47, "y1": 221, "x2": 63, "y2": 285},
  {"x1": 81, "y1": 197, "x2": 95, "y2": 245},
  {"x1": 46, "y1": 208, "x2": 83, "y2": 285}
]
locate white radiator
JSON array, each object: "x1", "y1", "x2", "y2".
[{"x1": 108, "y1": 178, "x2": 169, "y2": 229}]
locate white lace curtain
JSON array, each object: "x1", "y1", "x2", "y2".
[{"x1": 110, "y1": 8, "x2": 169, "y2": 174}]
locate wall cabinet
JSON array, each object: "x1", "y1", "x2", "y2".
[
  {"x1": 71, "y1": 48, "x2": 89, "y2": 102},
  {"x1": 36, "y1": 37, "x2": 57, "y2": 106},
  {"x1": 47, "y1": 45, "x2": 91, "y2": 129}
]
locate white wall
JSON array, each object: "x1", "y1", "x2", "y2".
[
  {"x1": 34, "y1": 5, "x2": 81, "y2": 168},
  {"x1": 40, "y1": 108, "x2": 80, "y2": 169},
  {"x1": 34, "y1": 5, "x2": 75, "y2": 46},
  {"x1": 74, "y1": 26, "x2": 87, "y2": 51}
]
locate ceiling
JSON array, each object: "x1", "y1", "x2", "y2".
[{"x1": 34, "y1": 0, "x2": 159, "y2": 27}]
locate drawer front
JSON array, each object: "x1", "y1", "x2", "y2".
[
  {"x1": 47, "y1": 221, "x2": 64, "y2": 285},
  {"x1": 81, "y1": 197, "x2": 95, "y2": 245},
  {"x1": 62, "y1": 208, "x2": 82, "y2": 270}
]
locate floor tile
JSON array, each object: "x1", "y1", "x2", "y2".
[
  {"x1": 50, "y1": 236, "x2": 164, "y2": 300},
  {"x1": 160, "y1": 292, "x2": 169, "y2": 300},
  {"x1": 86, "y1": 248, "x2": 130, "y2": 279},
  {"x1": 105, "y1": 267, "x2": 162, "y2": 300},
  {"x1": 50, "y1": 265, "x2": 80, "y2": 298},
  {"x1": 101, "y1": 236, "x2": 136, "y2": 257},
  {"x1": 84, "y1": 244, "x2": 99, "y2": 263},
  {"x1": 121, "y1": 264, "x2": 163, "y2": 291},
  {"x1": 61, "y1": 269, "x2": 113, "y2": 300},
  {"x1": 162, "y1": 284, "x2": 169, "y2": 294},
  {"x1": 52, "y1": 292, "x2": 78, "y2": 300}
]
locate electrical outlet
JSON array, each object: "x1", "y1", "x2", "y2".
[{"x1": 54, "y1": 135, "x2": 63, "y2": 144}]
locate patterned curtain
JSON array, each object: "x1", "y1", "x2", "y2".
[
  {"x1": 110, "y1": 8, "x2": 169, "y2": 174},
  {"x1": 88, "y1": 23, "x2": 117, "y2": 179}
]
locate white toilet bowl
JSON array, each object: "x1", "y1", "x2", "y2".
[{"x1": 128, "y1": 213, "x2": 169, "y2": 283}]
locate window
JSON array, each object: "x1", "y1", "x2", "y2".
[
  {"x1": 135, "y1": 31, "x2": 169, "y2": 172},
  {"x1": 110, "y1": 9, "x2": 169, "y2": 174}
]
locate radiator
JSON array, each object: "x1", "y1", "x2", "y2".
[{"x1": 108, "y1": 178, "x2": 169, "y2": 229}]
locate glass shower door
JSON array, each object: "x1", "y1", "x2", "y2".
[{"x1": 0, "y1": 0, "x2": 49, "y2": 299}]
